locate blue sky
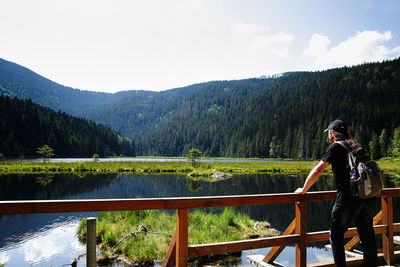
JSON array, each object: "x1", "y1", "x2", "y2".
[{"x1": 1, "y1": 0, "x2": 400, "y2": 92}]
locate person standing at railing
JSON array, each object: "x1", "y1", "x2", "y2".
[{"x1": 295, "y1": 120, "x2": 377, "y2": 267}]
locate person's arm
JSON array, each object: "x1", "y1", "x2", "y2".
[{"x1": 295, "y1": 160, "x2": 329, "y2": 194}]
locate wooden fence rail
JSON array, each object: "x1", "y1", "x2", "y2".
[{"x1": 1, "y1": 188, "x2": 399, "y2": 266}]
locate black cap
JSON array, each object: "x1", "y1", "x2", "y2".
[{"x1": 324, "y1": 120, "x2": 348, "y2": 135}]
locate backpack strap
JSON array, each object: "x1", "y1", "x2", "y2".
[
  {"x1": 335, "y1": 140, "x2": 351, "y2": 153},
  {"x1": 334, "y1": 141, "x2": 356, "y2": 174}
]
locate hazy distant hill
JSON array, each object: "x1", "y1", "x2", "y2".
[
  {"x1": 1, "y1": 57, "x2": 400, "y2": 158},
  {"x1": 0, "y1": 58, "x2": 207, "y2": 137}
]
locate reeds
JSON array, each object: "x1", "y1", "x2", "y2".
[{"x1": 78, "y1": 208, "x2": 279, "y2": 264}]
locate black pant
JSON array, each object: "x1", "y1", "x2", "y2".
[{"x1": 330, "y1": 198, "x2": 377, "y2": 267}]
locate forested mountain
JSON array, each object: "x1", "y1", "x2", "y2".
[
  {"x1": 1, "y1": 57, "x2": 400, "y2": 158},
  {"x1": 0, "y1": 95, "x2": 134, "y2": 158},
  {"x1": 135, "y1": 59, "x2": 400, "y2": 158},
  {"x1": 0, "y1": 58, "x2": 181, "y2": 136}
]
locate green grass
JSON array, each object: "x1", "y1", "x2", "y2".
[
  {"x1": 78, "y1": 209, "x2": 279, "y2": 264},
  {"x1": 377, "y1": 157, "x2": 400, "y2": 174},
  {"x1": 1, "y1": 157, "x2": 399, "y2": 180},
  {"x1": 0, "y1": 159, "x2": 319, "y2": 176}
]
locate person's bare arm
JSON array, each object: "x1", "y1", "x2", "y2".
[{"x1": 295, "y1": 160, "x2": 329, "y2": 194}]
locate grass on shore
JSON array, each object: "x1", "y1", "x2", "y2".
[
  {"x1": 1, "y1": 157, "x2": 399, "y2": 178},
  {"x1": 78, "y1": 208, "x2": 279, "y2": 264},
  {"x1": 0, "y1": 159, "x2": 319, "y2": 176}
]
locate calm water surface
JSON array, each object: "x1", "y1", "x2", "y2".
[
  {"x1": 12, "y1": 157, "x2": 294, "y2": 163},
  {"x1": 0, "y1": 173, "x2": 398, "y2": 266}
]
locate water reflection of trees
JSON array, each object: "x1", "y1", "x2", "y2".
[
  {"x1": 35, "y1": 174, "x2": 54, "y2": 186},
  {"x1": 0, "y1": 173, "x2": 119, "y2": 200},
  {"x1": 186, "y1": 174, "x2": 337, "y2": 233}
]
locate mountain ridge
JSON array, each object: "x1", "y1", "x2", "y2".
[{"x1": 1, "y1": 57, "x2": 399, "y2": 158}]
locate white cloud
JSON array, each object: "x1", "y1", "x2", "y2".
[
  {"x1": 20, "y1": 222, "x2": 81, "y2": 264},
  {"x1": 0, "y1": 251, "x2": 9, "y2": 264},
  {"x1": 231, "y1": 22, "x2": 293, "y2": 59},
  {"x1": 302, "y1": 33, "x2": 331, "y2": 57},
  {"x1": 185, "y1": 0, "x2": 207, "y2": 9},
  {"x1": 232, "y1": 22, "x2": 268, "y2": 35},
  {"x1": 303, "y1": 30, "x2": 400, "y2": 70},
  {"x1": 246, "y1": 32, "x2": 294, "y2": 58},
  {"x1": 22, "y1": 233, "x2": 67, "y2": 263}
]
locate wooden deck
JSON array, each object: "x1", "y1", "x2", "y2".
[{"x1": 0, "y1": 189, "x2": 399, "y2": 266}]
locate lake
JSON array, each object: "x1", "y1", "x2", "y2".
[
  {"x1": 0, "y1": 173, "x2": 398, "y2": 266},
  {"x1": 12, "y1": 157, "x2": 294, "y2": 163}
]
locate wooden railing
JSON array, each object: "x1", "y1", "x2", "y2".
[{"x1": 1, "y1": 188, "x2": 399, "y2": 266}]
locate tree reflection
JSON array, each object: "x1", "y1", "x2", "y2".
[{"x1": 35, "y1": 174, "x2": 54, "y2": 186}]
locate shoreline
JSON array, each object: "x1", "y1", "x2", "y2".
[
  {"x1": 0, "y1": 157, "x2": 399, "y2": 177},
  {"x1": 0, "y1": 159, "x2": 319, "y2": 177}
]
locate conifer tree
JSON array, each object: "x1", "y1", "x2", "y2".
[
  {"x1": 391, "y1": 127, "x2": 400, "y2": 157},
  {"x1": 369, "y1": 134, "x2": 379, "y2": 160},
  {"x1": 36, "y1": 144, "x2": 55, "y2": 163},
  {"x1": 379, "y1": 129, "x2": 389, "y2": 157},
  {"x1": 187, "y1": 148, "x2": 202, "y2": 167},
  {"x1": 0, "y1": 152, "x2": 5, "y2": 164}
]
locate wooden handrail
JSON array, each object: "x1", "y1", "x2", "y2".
[
  {"x1": 0, "y1": 191, "x2": 336, "y2": 214},
  {"x1": 1, "y1": 188, "x2": 399, "y2": 267}
]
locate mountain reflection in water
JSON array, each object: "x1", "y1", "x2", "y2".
[{"x1": 0, "y1": 173, "x2": 398, "y2": 266}]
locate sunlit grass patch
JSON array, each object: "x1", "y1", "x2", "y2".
[{"x1": 78, "y1": 208, "x2": 279, "y2": 264}]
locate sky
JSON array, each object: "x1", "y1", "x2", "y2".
[{"x1": 1, "y1": 0, "x2": 400, "y2": 93}]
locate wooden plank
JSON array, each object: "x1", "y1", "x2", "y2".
[
  {"x1": 372, "y1": 224, "x2": 388, "y2": 235},
  {"x1": 382, "y1": 196, "x2": 395, "y2": 265},
  {"x1": 263, "y1": 218, "x2": 296, "y2": 263},
  {"x1": 188, "y1": 235, "x2": 299, "y2": 257},
  {"x1": 306, "y1": 230, "x2": 331, "y2": 243},
  {"x1": 308, "y1": 251, "x2": 400, "y2": 267},
  {"x1": 2, "y1": 188, "x2": 400, "y2": 215},
  {"x1": 162, "y1": 230, "x2": 177, "y2": 267},
  {"x1": 394, "y1": 223, "x2": 400, "y2": 233},
  {"x1": 189, "y1": 225, "x2": 385, "y2": 257},
  {"x1": 0, "y1": 198, "x2": 166, "y2": 214},
  {"x1": 305, "y1": 225, "x2": 387, "y2": 244},
  {"x1": 344, "y1": 210, "x2": 382, "y2": 251},
  {"x1": 296, "y1": 201, "x2": 307, "y2": 267},
  {"x1": 86, "y1": 217, "x2": 96, "y2": 267},
  {"x1": 380, "y1": 188, "x2": 400, "y2": 196},
  {"x1": 176, "y1": 209, "x2": 188, "y2": 267},
  {"x1": 0, "y1": 191, "x2": 338, "y2": 215},
  {"x1": 163, "y1": 192, "x2": 336, "y2": 209},
  {"x1": 340, "y1": 226, "x2": 385, "y2": 239}
]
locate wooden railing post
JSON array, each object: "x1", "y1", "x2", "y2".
[
  {"x1": 382, "y1": 196, "x2": 394, "y2": 265},
  {"x1": 87, "y1": 217, "x2": 96, "y2": 267},
  {"x1": 295, "y1": 201, "x2": 307, "y2": 267},
  {"x1": 176, "y1": 208, "x2": 188, "y2": 267}
]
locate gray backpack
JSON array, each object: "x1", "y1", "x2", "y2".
[{"x1": 336, "y1": 141, "x2": 383, "y2": 198}]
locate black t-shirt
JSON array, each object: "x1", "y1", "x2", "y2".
[{"x1": 322, "y1": 142, "x2": 352, "y2": 205}]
